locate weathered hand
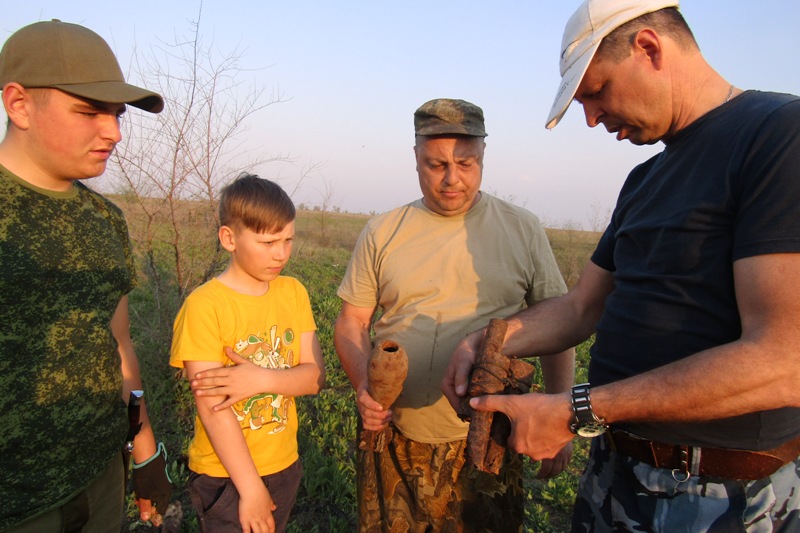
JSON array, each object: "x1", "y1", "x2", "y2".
[
  {"x1": 469, "y1": 391, "x2": 574, "y2": 461},
  {"x1": 441, "y1": 330, "x2": 484, "y2": 411},
  {"x1": 356, "y1": 385, "x2": 393, "y2": 431},
  {"x1": 535, "y1": 440, "x2": 574, "y2": 479}
]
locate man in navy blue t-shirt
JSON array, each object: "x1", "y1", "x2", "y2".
[{"x1": 443, "y1": 1, "x2": 800, "y2": 531}]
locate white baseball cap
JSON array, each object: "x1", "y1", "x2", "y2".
[{"x1": 545, "y1": 0, "x2": 679, "y2": 129}]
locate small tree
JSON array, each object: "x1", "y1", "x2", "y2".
[
  {"x1": 111, "y1": 6, "x2": 285, "y2": 307},
  {"x1": 109, "y1": 10, "x2": 296, "y2": 526},
  {"x1": 587, "y1": 200, "x2": 612, "y2": 234},
  {"x1": 315, "y1": 176, "x2": 337, "y2": 242}
]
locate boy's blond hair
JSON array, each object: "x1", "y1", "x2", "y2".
[{"x1": 219, "y1": 174, "x2": 295, "y2": 233}]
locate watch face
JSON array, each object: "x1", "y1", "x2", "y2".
[{"x1": 576, "y1": 423, "x2": 607, "y2": 438}]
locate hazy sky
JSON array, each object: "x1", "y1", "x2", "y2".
[{"x1": 3, "y1": 1, "x2": 799, "y2": 228}]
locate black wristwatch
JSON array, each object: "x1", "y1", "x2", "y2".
[{"x1": 569, "y1": 383, "x2": 607, "y2": 438}]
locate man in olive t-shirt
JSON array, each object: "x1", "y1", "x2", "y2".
[{"x1": 334, "y1": 98, "x2": 576, "y2": 532}]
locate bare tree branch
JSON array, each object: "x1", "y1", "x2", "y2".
[{"x1": 110, "y1": 4, "x2": 290, "y2": 305}]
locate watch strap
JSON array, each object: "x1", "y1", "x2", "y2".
[{"x1": 569, "y1": 383, "x2": 607, "y2": 437}]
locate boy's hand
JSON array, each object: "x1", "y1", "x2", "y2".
[
  {"x1": 239, "y1": 484, "x2": 277, "y2": 533},
  {"x1": 191, "y1": 347, "x2": 262, "y2": 411}
]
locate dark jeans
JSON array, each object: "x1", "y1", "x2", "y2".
[{"x1": 189, "y1": 459, "x2": 303, "y2": 533}]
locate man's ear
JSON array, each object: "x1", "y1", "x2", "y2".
[
  {"x1": 632, "y1": 28, "x2": 664, "y2": 71},
  {"x1": 218, "y1": 225, "x2": 236, "y2": 252},
  {"x1": 2, "y1": 83, "x2": 32, "y2": 130}
]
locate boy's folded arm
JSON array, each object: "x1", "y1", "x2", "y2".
[
  {"x1": 241, "y1": 330, "x2": 325, "y2": 397},
  {"x1": 296, "y1": 330, "x2": 326, "y2": 394},
  {"x1": 184, "y1": 360, "x2": 276, "y2": 528},
  {"x1": 191, "y1": 331, "x2": 326, "y2": 410}
]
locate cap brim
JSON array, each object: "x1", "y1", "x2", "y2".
[
  {"x1": 545, "y1": 42, "x2": 600, "y2": 130},
  {"x1": 415, "y1": 125, "x2": 487, "y2": 137},
  {"x1": 52, "y1": 80, "x2": 164, "y2": 113}
]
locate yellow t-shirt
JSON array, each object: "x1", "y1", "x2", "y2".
[
  {"x1": 338, "y1": 194, "x2": 567, "y2": 443},
  {"x1": 170, "y1": 276, "x2": 316, "y2": 476}
]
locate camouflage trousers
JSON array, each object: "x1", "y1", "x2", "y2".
[
  {"x1": 357, "y1": 428, "x2": 524, "y2": 533},
  {"x1": 572, "y1": 436, "x2": 800, "y2": 532}
]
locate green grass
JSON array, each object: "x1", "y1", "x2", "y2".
[{"x1": 122, "y1": 208, "x2": 598, "y2": 532}]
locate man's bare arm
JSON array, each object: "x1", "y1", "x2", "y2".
[{"x1": 334, "y1": 301, "x2": 392, "y2": 431}]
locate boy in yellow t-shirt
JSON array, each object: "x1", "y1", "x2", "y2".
[{"x1": 170, "y1": 174, "x2": 325, "y2": 532}]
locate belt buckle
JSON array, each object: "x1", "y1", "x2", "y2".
[
  {"x1": 670, "y1": 446, "x2": 701, "y2": 482},
  {"x1": 671, "y1": 446, "x2": 690, "y2": 482}
]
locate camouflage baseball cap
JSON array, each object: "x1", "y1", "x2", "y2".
[
  {"x1": 0, "y1": 19, "x2": 164, "y2": 113},
  {"x1": 414, "y1": 98, "x2": 487, "y2": 137}
]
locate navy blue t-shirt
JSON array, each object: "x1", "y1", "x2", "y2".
[{"x1": 590, "y1": 91, "x2": 800, "y2": 449}]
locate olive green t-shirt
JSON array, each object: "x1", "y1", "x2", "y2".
[
  {"x1": 338, "y1": 194, "x2": 566, "y2": 443},
  {"x1": 0, "y1": 166, "x2": 135, "y2": 528}
]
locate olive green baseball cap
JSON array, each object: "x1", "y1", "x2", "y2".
[
  {"x1": 0, "y1": 19, "x2": 164, "y2": 113},
  {"x1": 414, "y1": 98, "x2": 487, "y2": 137}
]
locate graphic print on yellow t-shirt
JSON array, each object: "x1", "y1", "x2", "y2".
[{"x1": 230, "y1": 324, "x2": 295, "y2": 434}]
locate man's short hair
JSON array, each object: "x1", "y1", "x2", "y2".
[
  {"x1": 597, "y1": 7, "x2": 697, "y2": 62},
  {"x1": 219, "y1": 174, "x2": 295, "y2": 233}
]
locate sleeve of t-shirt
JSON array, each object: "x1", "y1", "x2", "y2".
[
  {"x1": 337, "y1": 223, "x2": 380, "y2": 308},
  {"x1": 169, "y1": 291, "x2": 225, "y2": 369},
  {"x1": 105, "y1": 198, "x2": 137, "y2": 294},
  {"x1": 526, "y1": 217, "x2": 568, "y2": 306},
  {"x1": 591, "y1": 220, "x2": 617, "y2": 273},
  {"x1": 292, "y1": 278, "x2": 318, "y2": 334},
  {"x1": 733, "y1": 99, "x2": 800, "y2": 260}
]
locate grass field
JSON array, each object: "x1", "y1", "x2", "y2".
[{"x1": 121, "y1": 205, "x2": 600, "y2": 532}]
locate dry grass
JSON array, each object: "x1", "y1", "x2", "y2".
[{"x1": 545, "y1": 227, "x2": 602, "y2": 288}]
